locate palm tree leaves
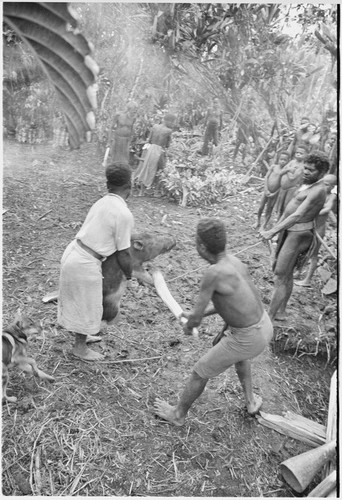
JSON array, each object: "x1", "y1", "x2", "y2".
[{"x1": 3, "y1": 2, "x2": 99, "y2": 149}]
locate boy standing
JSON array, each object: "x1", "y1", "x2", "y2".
[
  {"x1": 276, "y1": 144, "x2": 307, "y2": 218},
  {"x1": 154, "y1": 218, "x2": 273, "y2": 426},
  {"x1": 254, "y1": 151, "x2": 290, "y2": 230}
]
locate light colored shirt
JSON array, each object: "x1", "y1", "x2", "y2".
[{"x1": 76, "y1": 194, "x2": 134, "y2": 256}]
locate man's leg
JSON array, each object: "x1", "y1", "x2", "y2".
[
  {"x1": 295, "y1": 225, "x2": 324, "y2": 286},
  {"x1": 269, "y1": 231, "x2": 312, "y2": 321},
  {"x1": 235, "y1": 360, "x2": 262, "y2": 415},
  {"x1": 253, "y1": 193, "x2": 267, "y2": 229},
  {"x1": 269, "y1": 274, "x2": 293, "y2": 321},
  {"x1": 154, "y1": 370, "x2": 208, "y2": 426},
  {"x1": 295, "y1": 254, "x2": 319, "y2": 286},
  {"x1": 72, "y1": 333, "x2": 104, "y2": 361},
  {"x1": 263, "y1": 196, "x2": 277, "y2": 230}
]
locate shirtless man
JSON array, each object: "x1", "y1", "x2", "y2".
[
  {"x1": 254, "y1": 151, "x2": 290, "y2": 230},
  {"x1": 154, "y1": 218, "x2": 273, "y2": 426},
  {"x1": 201, "y1": 97, "x2": 223, "y2": 156},
  {"x1": 275, "y1": 144, "x2": 307, "y2": 219},
  {"x1": 295, "y1": 174, "x2": 337, "y2": 287},
  {"x1": 260, "y1": 151, "x2": 330, "y2": 322}
]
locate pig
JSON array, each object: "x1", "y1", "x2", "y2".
[
  {"x1": 43, "y1": 232, "x2": 176, "y2": 323},
  {"x1": 102, "y1": 232, "x2": 176, "y2": 323}
]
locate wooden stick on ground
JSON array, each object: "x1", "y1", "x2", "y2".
[
  {"x1": 308, "y1": 470, "x2": 336, "y2": 497},
  {"x1": 256, "y1": 410, "x2": 326, "y2": 447},
  {"x1": 316, "y1": 233, "x2": 337, "y2": 260},
  {"x1": 322, "y1": 370, "x2": 337, "y2": 478}
]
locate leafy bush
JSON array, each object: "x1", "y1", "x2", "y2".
[{"x1": 159, "y1": 135, "x2": 245, "y2": 206}]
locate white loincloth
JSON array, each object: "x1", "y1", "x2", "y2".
[{"x1": 58, "y1": 240, "x2": 103, "y2": 336}]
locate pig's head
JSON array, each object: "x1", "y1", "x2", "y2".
[{"x1": 130, "y1": 232, "x2": 176, "y2": 267}]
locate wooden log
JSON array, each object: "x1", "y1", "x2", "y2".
[
  {"x1": 308, "y1": 470, "x2": 336, "y2": 497},
  {"x1": 280, "y1": 441, "x2": 336, "y2": 493},
  {"x1": 256, "y1": 411, "x2": 326, "y2": 447}
]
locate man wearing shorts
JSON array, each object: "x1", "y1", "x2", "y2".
[
  {"x1": 154, "y1": 218, "x2": 273, "y2": 426},
  {"x1": 58, "y1": 163, "x2": 134, "y2": 361}
]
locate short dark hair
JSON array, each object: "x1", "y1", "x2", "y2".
[
  {"x1": 105, "y1": 163, "x2": 131, "y2": 187},
  {"x1": 305, "y1": 151, "x2": 330, "y2": 175},
  {"x1": 197, "y1": 218, "x2": 226, "y2": 254},
  {"x1": 296, "y1": 143, "x2": 308, "y2": 152}
]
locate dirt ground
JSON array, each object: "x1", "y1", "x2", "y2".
[{"x1": 2, "y1": 140, "x2": 336, "y2": 496}]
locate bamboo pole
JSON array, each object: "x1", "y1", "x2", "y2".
[
  {"x1": 316, "y1": 233, "x2": 337, "y2": 260},
  {"x1": 308, "y1": 470, "x2": 336, "y2": 497},
  {"x1": 322, "y1": 371, "x2": 337, "y2": 478}
]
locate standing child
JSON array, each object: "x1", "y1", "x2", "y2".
[
  {"x1": 254, "y1": 151, "x2": 290, "y2": 230},
  {"x1": 154, "y1": 218, "x2": 273, "y2": 426},
  {"x1": 275, "y1": 144, "x2": 307, "y2": 218}
]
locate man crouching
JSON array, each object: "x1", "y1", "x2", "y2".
[{"x1": 154, "y1": 218, "x2": 273, "y2": 426}]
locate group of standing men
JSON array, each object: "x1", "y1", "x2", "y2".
[
  {"x1": 105, "y1": 100, "x2": 176, "y2": 196},
  {"x1": 256, "y1": 147, "x2": 335, "y2": 321}
]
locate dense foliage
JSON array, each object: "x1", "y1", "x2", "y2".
[{"x1": 3, "y1": 3, "x2": 337, "y2": 162}]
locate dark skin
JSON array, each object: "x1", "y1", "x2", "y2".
[
  {"x1": 260, "y1": 162, "x2": 327, "y2": 321},
  {"x1": 154, "y1": 233, "x2": 265, "y2": 426},
  {"x1": 184, "y1": 236, "x2": 264, "y2": 332},
  {"x1": 295, "y1": 175, "x2": 337, "y2": 286},
  {"x1": 254, "y1": 153, "x2": 290, "y2": 230}
]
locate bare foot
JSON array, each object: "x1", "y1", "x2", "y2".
[
  {"x1": 253, "y1": 222, "x2": 260, "y2": 230},
  {"x1": 247, "y1": 394, "x2": 263, "y2": 416},
  {"x1": 294, "y1": 280, "x2": 311, "y2": 287},
  {"x1": 274, "y1": 312, "x2": 288, "y2": 321},
  {"x1": 154, "y1": 398, "x2": 185, "y2": 426},
  {"x1": 71, "y1": 346, "x2": 104, "y2": 361},
  {"x1": 86, "y1": 335, "x2": 102, "y2": 344}
]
